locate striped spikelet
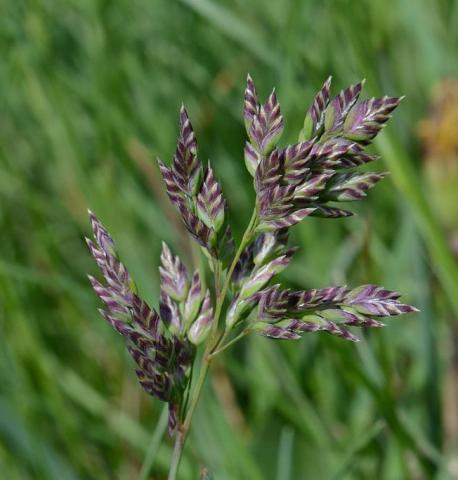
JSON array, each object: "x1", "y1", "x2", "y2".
[
  {"x1": 248, "y1": 89, "x2": 284, "y2": 156},
  {"x1": 172, "y1": 107, "x2": 201, "y2": 195},
  {"x1": 343, "y1": 96, "x2": 403, "y2": 144},
  {"x1": 196, "y1": 165, "x2": 226, "y2": 233},
  {"x1": 300, "y1": 76, "x2": 332, "y2": 140},
  {"x1": 324, "y1": 80, "x2": 365, "y2": 134}
]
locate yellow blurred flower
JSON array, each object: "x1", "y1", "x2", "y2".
[{"x1": 419, "y1": 79, "x2": 458, "y2": 232}]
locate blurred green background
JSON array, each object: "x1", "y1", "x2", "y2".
[{"x1": 1, "y1": 0, "x2": 458, "y2": 478}]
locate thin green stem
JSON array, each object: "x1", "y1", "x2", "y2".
[
  {"x1": 182, "y1": 354, "x2": 211, "y2": 434},
  {"x1": 167, "y1": 352, "x2": 211, "y2": 480},
  {"x1": 214, "y1": 260, "x2": 221, "y2": 297},
  {"x1": 209, "y1": 328, "x2": 250, "y2": 358},
  {"x1": 181, "y1": 361, "x2": 194, "y2": 421},
  {"x1": 211, "y1": 208, "x2": 258, "y2": 346},
  {"x1": 138, "y1": 405, "x2": 169, "y2": 480},
  {"x1": 168, "y1": 430, "x2": 185, "y2": 480},
  {"x1": 166, "y1": 208, "x2": 258, "y2": 479},
  {"x1": 209, "y1": 258, "x2": 222, "y2": 336}
]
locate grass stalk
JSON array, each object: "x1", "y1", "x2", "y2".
[{"x1": 167, "y1": 208, "x2": 258, "y2": 478}]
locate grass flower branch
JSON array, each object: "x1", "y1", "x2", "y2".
[{"x1": 85, "y1": 74, "x2": 418, "y2": 478}]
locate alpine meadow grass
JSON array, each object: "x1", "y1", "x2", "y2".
[{"x1": 2, "y1": 1, "x2": 457, "y2": 478}]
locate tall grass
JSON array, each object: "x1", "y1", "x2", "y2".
[{"x1": 0, "y1": 0, "x2": 457, "y2": 478}]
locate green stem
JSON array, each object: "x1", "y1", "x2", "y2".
[
  {"x1": 167, "y1": 352, "x2": 211, "y2": 480},
  {"x1": 182, "y1": 354, "x2": 211, "y2": 434},
  {"x1": 181, "y1": 361, "x2": 194, "y2": 421},
  {"x1": 209, "y1": 328, "x2": 250, "y2": 358},
  {"x1": 209, "y1": 258, "x2": 222, "y2": 337},
  {"x1": 166, "y1": 208, "x2": 258, "y2": 479},
  {"x1": 211, "y1": 208, "x2": 258, "y2": 343},
  {"x1": 168, "y1": 429, "x2": 185, "y2": 480},
  {"x1": 138, "y1": 405, "x2": 169, "y2": 480}
]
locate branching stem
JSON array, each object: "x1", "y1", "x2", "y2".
[
  {"x1": 209, "y1": 328, "x2": 250, "y2": 358},
  {"x1": 213, "y1": 208, "x2": 258, "y2": 327},
  {"x1": 167, "y1": 208, "x2": 258, "y2": 479}
]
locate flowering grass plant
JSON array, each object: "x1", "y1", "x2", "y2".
[{"x1": 86, "y1": 75, "x2": 417, "y2": 479}]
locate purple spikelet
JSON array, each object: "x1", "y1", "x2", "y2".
[
  {"x1": 323, "y1": 172, "x2": 387, "y2": 202},
  {"x1": 310, "y1": 138, "x2": 357, "y2": 163},
  {"x1": 257, "y1": 284, "x2": 290, "y2": 321},
  {"x1": 196, "y1": 165, "x2": 226, "y2": 233},
  {"x1": 131, "y1": 294, "x2": 160, "y2": 337},
  {"x1": 258, "y1": 183, "x2": 295, "y2": 219},
  {"x1": 244, "y1": 74, "x2": 260, "y2": 133},
  {"x1": 178, "y1": 205, "x2": 212, "y2": 248},
  {"x1": 253, "y1": 229, "x2": 289, "y2": 266},
  {"x1": 158, "y1": 160, "x2": 184, "y2": 209},
  {"x1": 343, "y1": 96, "x2": 403, "y2": 144},
  {"x1": 239, "y1": 251, "x2": 294, "y2": 299},
  {"x1": 259, "y1": 208, "x2": 316, "y2": 231},
  {"x1": 244, "y1": 141, "x2": 261, "y2": 177},
  {"x1": 294, "y1": 172, "x2": 335, "y2": 201},
  {"x1": 302, "y1": 319, "x2": 360, "y2": 343},
  {"x1": 187, "y1": 291, "x2": 214, "y2": 345},
  {"x1": 183, "y1": 270, "x2": 203, "y2": 327},
  {"x1": 282, "y1": 141, "x2": 314, "y2": 185},
  {"x1": 324, "y1": 80, "x2": 365, "y2": 133},
  {"x1": 310, "y1": 205, "x2": 354, "y2": 218},
  {"x1": 255, "y1": 322, "x2": 302, "y2": 340},
  {"x1": 159, "y1": 291, "x2": 182, "y2": 334},
  {"x1": 344, "y1": 284, "x2": 419, "y2": 316},
  {"x1": 159, "y1": 242, "x2": 189, "y2": 302},
  {"x1": 250, "y1": 89, "x2": 284, "y2": 155},
  {"x1": 255, "y1": 149, "x2": 285, "y2": 193},
  {"x1": 172, "y1": 106, "x2": 201, "y2": 195},
  {"x1": 292, "y1": 285, "x2": 349, "y2": 307},
  {"x1": 232, "y1": 243, "x2": 255, "y2": 287},
  {"x1": 300, "y1": 76, "x2": 332, "y2": 140},
  {"x1": 88, "y1": 210, "x2": 116, "y2": 253},
  {"x1": 244, "y1": 76, "x2": 284, "y2": 171},
  {"x1": 86, "y1": 213, "x2": 131, "y2": 298}
]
